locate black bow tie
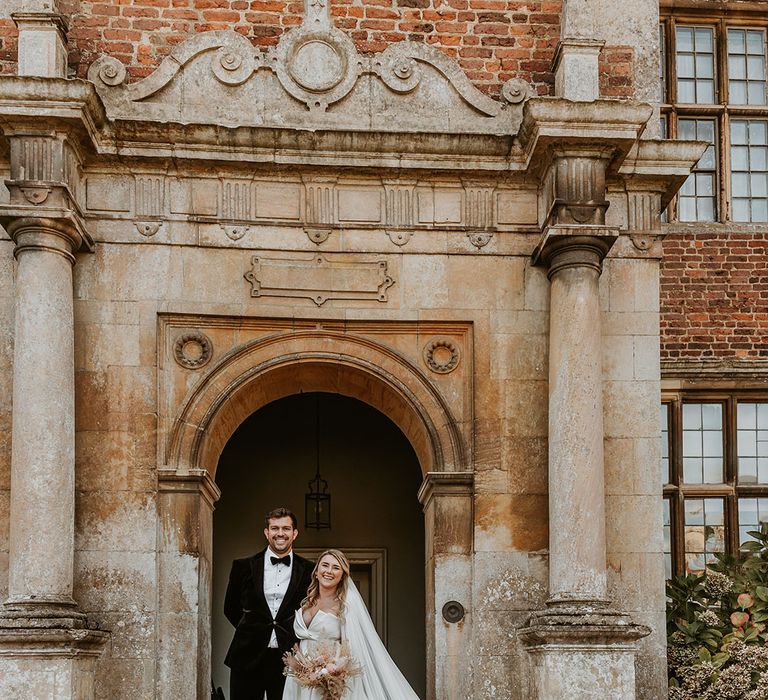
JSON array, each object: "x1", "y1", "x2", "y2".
[{"x1": 270, "y1": 555, "x2": 291, "y2": 567}]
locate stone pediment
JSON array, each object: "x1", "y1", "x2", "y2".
[{"x1": 87, "y1": 0, "x2": 531, "y2": 136}]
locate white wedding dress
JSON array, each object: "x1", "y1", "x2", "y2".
[{"x1": 282, "y1": 581, "x2": 420, "y2": 700}]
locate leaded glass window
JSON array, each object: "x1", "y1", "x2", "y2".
[
  {"x1": 662, "y1": 395, "x2": 768, "y2": 577},
  {"x1": 731, "y1": 119, "x2": 768, "y2": 222},
  {"x1": 678, "y1": 119, "x2": 717, "y2": 222},
  {"x1": 684, "y1": 498, "x2": 725, "y2": 573},
  {"x1": 728, "y1": 28, "x2": 767, "y2": 105},
  {"x1": 676, "y1": 26, "x2": 716, "y2": 104},
  {"x1": 660, "y1": 12, "x2": 768, "y2": 222}
]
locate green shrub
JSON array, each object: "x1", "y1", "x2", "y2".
[{"x1": 667, "y1": 523, "x2": 768, "y2": 699}]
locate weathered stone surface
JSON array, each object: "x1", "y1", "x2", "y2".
[{"x1": 0, "y1": 2, "x2": 707, "y2": 697}]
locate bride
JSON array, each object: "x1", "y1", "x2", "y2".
[{"x1": 282, "y1": 549, "x2": 420, "y2": 700}]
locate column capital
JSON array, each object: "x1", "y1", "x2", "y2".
[
  {"x1": 1, "y1": 213, "x2": 93, "y2": 263},
  {"x1": 417, "y1": 471, "x2": 473, "y2": 507},
  {"x1": 0, "y1": 129, "x2": 93, "y2": 257},
  {"x1": 532, "y1": 228, "x2": 618, "y2": 279},
  {"x1": 157, "y1": 468, "x2": 222, "y2": 510}
]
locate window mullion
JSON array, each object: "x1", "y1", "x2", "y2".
[
  {"x1": 719, "y1": 19, "x2": 730, "y2": 222},
  {"x1": 722, "y1": 120, "x2": 729, "y2": 221},
  {"x1": 719, "y1": 18, "x2": 729, "y2": 105},
  {"x1": 669, "y1": 17, "x2": 678, "y2": 105},
  {"x1": 671, "y1": 398, "x2": 684, "y2": 575},
  {"x1": 673, "y1": 489, "x2": 686, "y2": 576},
  {"x1": 726, "y1": 397, "x2": 740, "y2": 554}
]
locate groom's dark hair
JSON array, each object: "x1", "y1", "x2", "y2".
[{"x1": 265, "y1": 507, "x2": 298, "y2": 530}]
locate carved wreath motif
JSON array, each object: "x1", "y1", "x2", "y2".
[
  {"x1": 423, "y1": 337, "x2": 460, "y2": 374},
  {"x1": 174, "y1": 332, "x2": 213, "y2": 369}
]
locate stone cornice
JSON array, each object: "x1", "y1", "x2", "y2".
[
  {"x1": 518, "y1": 99, "x2": 654, "y2": 177},
  {"x1": 619, "y1": 139, "x2": 709, "y2": 208},
  {"x1": 0, "y1": 77, "x2": 699, "y2": 212},
  {"x1": 0, "y1": 77, "x2": 107, "y2": 145}
]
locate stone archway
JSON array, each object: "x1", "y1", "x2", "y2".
[
  {"x1": 211, "y1": 391, "x2": 427, "y2": 696},
  {"x1": 155, "y1": 325, "x2": 474, "y2": 700}
]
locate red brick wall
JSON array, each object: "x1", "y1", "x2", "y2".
[
  {"x1": 0, "y1": 20, "x2": 18, "y2": 75},
  {"x1": 3, "y1": 0, "x2": 562, "y2": 97},
  {"x1": 599, "y1": 44, "x2": 633, "y2": 98},
  {"x1": 660, "y1": 232, "x2": 768, "y2": 361}
]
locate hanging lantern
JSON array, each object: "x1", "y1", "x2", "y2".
[{"x1": 305, "y1": 394, "x2": 331, "y2": 529}]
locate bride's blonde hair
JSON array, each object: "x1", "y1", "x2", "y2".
[{"x1": 302, "y1": 549, "x2": 351, "y2": 613}]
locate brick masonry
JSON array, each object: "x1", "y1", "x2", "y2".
[
  {"x1": 0, "y1": 0, "x2": 563, "y2": 98},
  {"x1": 660, "y1": 231, "x2": 768, "y2": 361},
  {"x1": 0, "y1": 19, "x2": 17, "y2": 75},
  {"x1": 0, "y1": 3, "x2": 643, "y2": 100},
  {"x1": 598, "y1": 44, "x2": 633, "y2": 98}
]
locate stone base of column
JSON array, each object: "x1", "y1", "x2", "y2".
[
  {"x1": 0, "y1": 611, "x2": 109, "y2": 699},
  {"x1": 0, "y1": 598, "x2": 87, "y2": 630},
  {"x1": 519, "y1": 602, "x2": 650, "y2": 700}
]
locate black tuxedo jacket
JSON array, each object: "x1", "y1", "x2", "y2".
[{"x1": 223, "y1": 549, "x2": 313, "y2": 671}]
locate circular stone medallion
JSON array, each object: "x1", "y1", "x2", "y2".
[
  {"x1": 423, "y1": 337, "x2": 460, "y2": 374},
  {"x1": 174, "y1": 332, "x2": 213, "y2": 370},
  {"x1": 289, "y1": 40, "x2": 345, "y2": 92}
]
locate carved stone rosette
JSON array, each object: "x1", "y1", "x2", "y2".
[
  {"x1": 174, "y1": 332, "x2": 213, "y2": 370},
  {"x1": 423, "y1": 337, "x2": 460, "y2": 374}
]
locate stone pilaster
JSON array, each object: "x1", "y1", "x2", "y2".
[
  {"x1": 553, "y1": 39, "x2": 604, "y2": 102},
  {"x1": 13, "y1": 9, "x2": 69, "y2": 79},
  {"x1": 418, "y1": 471, "x2": 473, "y2": 700},
  {"x1": 156, "y1": 469, "x2": 220, "y2": 700},
  {"x1": 0, "y1": 130, "x2": 107, "y2": 698},
  {"x1": 520, "y1": 149, "x2": 649, "y2": 699}
]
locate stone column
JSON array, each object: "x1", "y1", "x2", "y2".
[
  {"x1": 5, "y1": 217, "x2": 82, "y2": 621},
  {"x1": 0, "y1": 131, "x2": 108, "y2": 698},
  {"x1": 542, "y1": 232, "x2": 613, "y2": 605},
  {"x1": 520, "y1": 150, "x2": 649, "y2": 700},
  {"x1": 417, "y1": 471, "x2": 473, "y2": 700}
]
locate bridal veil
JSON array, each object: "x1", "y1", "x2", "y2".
[{"x1": 343, "y1": 580, "x2": 420, "y2": 700}]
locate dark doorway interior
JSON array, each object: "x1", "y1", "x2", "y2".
[{"x1": 211, "y1": 392, "x2": 426, "y2": 697}]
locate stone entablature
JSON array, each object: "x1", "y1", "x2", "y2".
[{"x1": 82, "y1": 171, "x2": 539, "y2": 241}]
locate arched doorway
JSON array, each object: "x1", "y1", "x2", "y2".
[
  {"x1": 156, "y1": 325, "x2": 474, "y2": 700},
  {"x1": 211, "y1": 392, "x2": 426, "y2": 697}
]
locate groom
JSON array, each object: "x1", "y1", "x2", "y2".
[{"x1": 224, "y1": 507, "x2": 313, "y2": 700}]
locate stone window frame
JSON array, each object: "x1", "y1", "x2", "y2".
[
  {"x1": 662, "y1": 389, "x2": 768, "y2": 578},
  {"x1": 660, "y1": 2, "x2": 768, "y2": 223}
]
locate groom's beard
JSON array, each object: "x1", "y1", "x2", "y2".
[{"x1": 267, "y1": 534, "x2": 294, "y2": 555}]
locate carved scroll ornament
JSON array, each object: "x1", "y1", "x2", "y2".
[{"x1": 88, "y1": 25, "x2": 533, "y2": 123}]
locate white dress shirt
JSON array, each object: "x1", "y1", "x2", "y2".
[{"x1": 263, "y1": 547, "x2": 293, "y2": 648}]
